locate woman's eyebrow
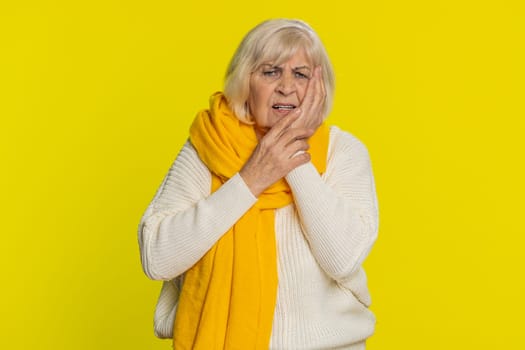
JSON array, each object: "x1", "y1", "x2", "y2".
[
  {"x1": 259, "y1": 64, "x2": 311, "y2": 71},
  {"x1": 293, "y1": 66, "x2": 311, "y2": 71}
]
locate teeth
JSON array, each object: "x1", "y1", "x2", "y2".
[{"x1": 273, "y1": 105, "x2": 295, "y2": 110}]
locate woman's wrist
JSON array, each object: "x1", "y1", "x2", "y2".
[{"x1": 239, "y1": 168, "x2": 264, "y2": 197}]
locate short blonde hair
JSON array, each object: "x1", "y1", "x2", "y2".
[{"x1": 224, "y1": 19, "x2": 335, "y2": 123}]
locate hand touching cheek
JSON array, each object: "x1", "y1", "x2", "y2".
[{"x1": 292, "y1": 66, "x2": 326, "y2": 132}]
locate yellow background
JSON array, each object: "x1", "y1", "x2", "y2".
[{"x1": 2, "y1": 0, "x2": 524, "y2": 349}]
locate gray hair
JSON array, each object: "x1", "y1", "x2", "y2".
[{"x1": 224, "y1": 19, "x2": 335, "y2": 123}]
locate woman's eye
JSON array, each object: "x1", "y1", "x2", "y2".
[
  {"x1": 263, "y1": 70, "x2": 279, "y2": 77},
  {"x1": 295, "y1": 72, "x2": 310, "y2": 79}
]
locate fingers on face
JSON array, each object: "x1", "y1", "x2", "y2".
[
  {"x1": 303, "y1": 66, "x2": 325, "y2": 110},
  {"x1": 314, "y1": 66, "x2": 326, "y2": 105},
  {"x1": 266, "y1": 112, "x2": 300, "y2": 139}
]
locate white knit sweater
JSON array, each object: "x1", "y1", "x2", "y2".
[{"x1": 138, "y1": 126, "x2": 378, "y2": 350}]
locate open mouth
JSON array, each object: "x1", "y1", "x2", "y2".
[{"x1": 272, "y1": 104, "x2": 297, "y2": 110}]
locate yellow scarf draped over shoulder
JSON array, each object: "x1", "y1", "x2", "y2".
[{"x1": 173, "y1": 92, "x2": 329, "y2": 350}]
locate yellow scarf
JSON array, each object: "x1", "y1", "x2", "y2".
[{"x1": 173, "y1": 92, "x2": 329, "y2": 349}]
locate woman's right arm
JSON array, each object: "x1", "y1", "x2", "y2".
[{"x1": 138, "y1": 141, "x2": 257, "y2": 281}]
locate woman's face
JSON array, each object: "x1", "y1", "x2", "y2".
[{"x1": 248, "y1": 48, "x2": 313, "y2": 139}]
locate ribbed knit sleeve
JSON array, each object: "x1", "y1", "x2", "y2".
[
  {"x1": 285, "y1": 126, "x2": 378, "y2": 282},
  {"x1": 138, "y1": 141, "x2": 257, "y2": 281}
]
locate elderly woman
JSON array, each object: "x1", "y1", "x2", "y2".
[{"x1": 139, "y1": 19, "x2": 378, "y2": 350}]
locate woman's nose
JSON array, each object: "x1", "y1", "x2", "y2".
[{"x1": 276, "y1": 72, "x2": 296, "y2": 95}]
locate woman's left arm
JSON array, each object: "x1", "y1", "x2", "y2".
[{"x1": 285, "y1": 128, "x2": 378, "y2": 283}]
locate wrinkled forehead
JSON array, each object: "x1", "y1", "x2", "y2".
[{"x1": 252, "y1": 33, "x2": 317, "y2": 69}]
